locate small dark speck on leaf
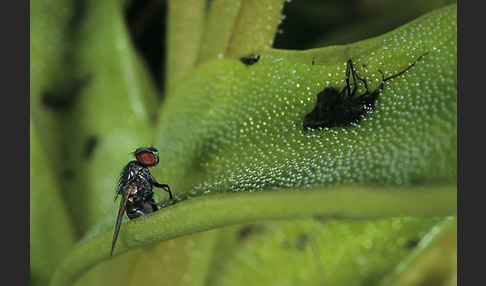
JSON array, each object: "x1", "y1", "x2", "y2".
[
  {"x1": 405, "y1": 238, "x2": 421, "y2": 249},
  {"x1": 84, "y1": 135, "x2": 99, "y2": 159},
  {"x1": 237, "y1": 224, "x2": 264, "y2": 242},
  {"x1": 313, "y1": 216, "x2": 329, "y2": 225},
  {"x1": 69, "y1": 0, "x2": 88, "y2": 32},
  {"x1": 42, "y1": 91, "x2": 77, "y2": 111},
  {"x1": 297, "y1": 233, "x2": 310, "y2": 250},
  {"x1": 240, "y1": 54, "x2": 260, "y2": 66},
  {"x1": 63, "y1": 169, "x2": 75, "y2": 181},
  {"x1": 42, "y1": 76, "x2": 91, "y2": 112}
]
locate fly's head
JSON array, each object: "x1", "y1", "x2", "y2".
[{"x1": 134, "y1": 146, "x2": 159, "y2": 167}]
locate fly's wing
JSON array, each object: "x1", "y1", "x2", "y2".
[
  {"x1": 114, "y1": 173, "x2": 127, "y2": 202},
  {"x1": 111, "y1": 184, "x2": 134, "y2": 256},
  {"x1": 115, "y1": 163, "x2": 135, "y2": 202}
]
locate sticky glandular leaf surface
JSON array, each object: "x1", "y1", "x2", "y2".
[{"x1": 154, "y1": 5, "x2": 456, "y2": 197}]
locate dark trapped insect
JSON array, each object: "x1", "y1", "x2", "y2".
[
  {"x1": 111, "y1": 147, "x2": 174, "y2": 256},
  {"x1": 303, "y1": 53, "x2": 428, "y2": 129}
]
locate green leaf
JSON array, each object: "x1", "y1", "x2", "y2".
[
  {"x1": 379, "y1": 217, "x2": 457, "y2": 286},
  {"x1": 68, "y1": 216, "x2": 456, "y2": 286},
  {"x1": 50, "y1": 185, "x2": 455, "y2": 286},
  {"x1": 154, "y1": 4, "x2": 456, "y2": 196},
  {"x1": 31, "y1": 121, "x2": 76, "y2": 286},
  {"x1": 208, "y1": 217, "x2": 454, "y2": 286},
  {"x1": 74, "y1": 230, "x2": 219, "y2": 286}
]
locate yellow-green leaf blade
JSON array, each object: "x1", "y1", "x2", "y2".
[
  {"x1": 154, "y1": 5, "x2": 457, "y2": 197},
  {"x1": 49, "y1": 185, "x2": 455, "y2": 286}
]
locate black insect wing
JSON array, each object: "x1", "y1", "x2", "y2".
[
  {"x1": 303, "y1": 87, "x2": 364, "y2": 129},
  {"x1": 304, "y1": 87, "x2": 341, "y2": 129}
]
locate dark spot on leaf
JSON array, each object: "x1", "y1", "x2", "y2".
[
  {"x1": 83, "y1": 135, "x2": 99, "y2": 159},
  {"x1": 405, "y1": 238, "x2": 421, "y2": 249},
  {"x1": 297, "y1": 233, "x2": 310, "y2": 250},
  {"x1": 240, "y1": 54, "x2": 260, "y2": 66},
  {"x1": 42, "y1": 76, "x2": 91, "y2": 112},
  {"x1": 313, "y1": 216, "x2": 329, "y2": 224},
  {"x1": 63, "y1": 169, "x2": 75, "y2": 181},
  {"x1": 42, "y1": 92, "x2": 75, "y2": 111},
  {"x1": 69, "y1": 0, "x2": 88, "y2": 32},
  {"x1": 236, "y1": 224, "x2": 264, "y2": 242}
]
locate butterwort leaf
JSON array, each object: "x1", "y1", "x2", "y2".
[
  {"x1": 208, "y1": 217, "x2": 455, "y2": 286},
  {"x1": 50, "y1": 185, "x2": 456, "y2": 286},
  {"x1": 154, "y1": 4, "x2": 456, "y2": 197}
]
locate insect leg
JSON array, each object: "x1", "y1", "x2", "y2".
[
  {"x1": 382, "y1": 52, "x2": 429, "y2": 83},
  {"x1": 348, "y1": 59, "x2": 371, "y2": 96},
  {"x1": 344, "y1": 59, "x2": 353, "y2": 97},
  {"x1": 346, "y1": 59, "x2": 360, "y2": 97},
  {"x1": 156, "y1": 201, "x2": 168, "y2": 208},
  {"x1": 154, "y1": 182, "x2": 174, "y2": 200},
  {"x1": 125, "y1": 199, "x2": 147, "y2": 219},
  {"x1": 377, "y1": 69, "x2": 386, "y2": 90}
]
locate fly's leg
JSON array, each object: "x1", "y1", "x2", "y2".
[
  {"x1": 382, "y1": 52, "x2": 428, "y2": 83},
  {"x1": 143, "y1": 198, "x2": 166, "y2": 211},
  {"x1": 377, "y1": 69, "x2": 386, "y2": 90},
  {"x1": 343, "y1": 59, "x2": 353, "y2": 97},
  {"x1": 347, "y1": 59, "x2": 371, "y2": 98},
  {"x1": 155, "y1": 199, "x2": 177, "y2": 209},
  {"x1": 126, "y1": 203, "x2": 145, "y2": 220},
  {"x1": 347, "y1": 59, "x2": 360, "y2": 97},
  {"x1": 153, "y1": 182, "x2": 174, "y2": 200}
]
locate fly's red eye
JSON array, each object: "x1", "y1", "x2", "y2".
[{"x1": 136, "y1": 152, "x2": 157, "y2": 166}]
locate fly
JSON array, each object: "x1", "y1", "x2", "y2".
[
  {"x1": 111, "y1": 147, "x2": 174, "y2": 256},
  {"x1": 303, "y1": 52, "x2": 428, "y2": 129}
]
